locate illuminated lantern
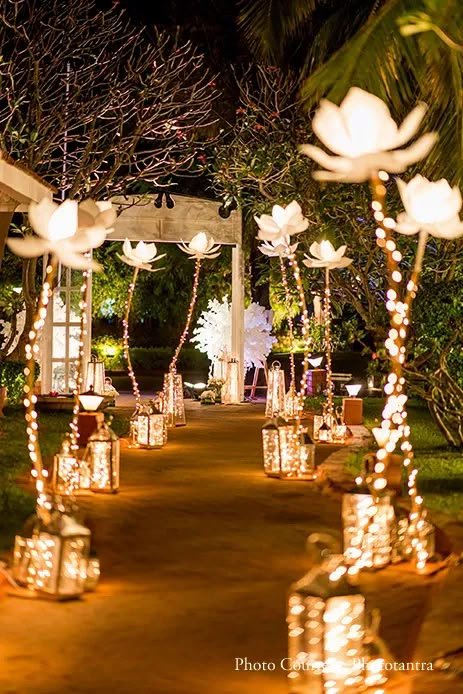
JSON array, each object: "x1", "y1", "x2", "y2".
[
  {"x1": 78, "y1": 385, "x2": 104, "y2": 412},
  {"x1": 297, "y1": 430, "x2": 317, "y2": 481},
  {"x1": 342, "y1": 488, "x2": 395, "y2": 571},
  {"x1": 262, "y1": 418, "x2": 284, "y2": 477},
  {"x1": 52, "y1": 438, "x2": 79, "y2": 494},
  {"x1": 85, "y1": 354, "x2": 105, "y2": 396},
  {"x1": 85, "y1": 420, "x2": 120, "y2": 493},
  {"x1": 287, "y1": 534, "x2": 365, "y2": 692},
  {"x1": 278, "y1": 420, "x2": 302, "y2": 478},
  {"x1": 136, "y1": 404, "x2": 166, "y2": 449},
  {"x1": 163, "y1": 372, "x2": 186, "y2": 427},
  {"x1": 265, "y1": 361, "x2": 286, "y2": 418},
  {"x1": 84, "y1": 557, "x2": 101, "y2": 591},
  {"x1": 222, "y1": 358, "x2": 241, "y2": 405},
  {"x1": 16, "y1": 504, "x2": 91, "y2": 599},
  {"x1": 317, "y1": 419, "x2": 332, "y2": 443},
  {"x1": 284, "y1": 385, "x2": 299, "y2": 420}
]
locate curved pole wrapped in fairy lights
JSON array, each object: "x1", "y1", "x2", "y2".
[{"x1": 7, "y1": 198, "x2": 113, "y2": 504}]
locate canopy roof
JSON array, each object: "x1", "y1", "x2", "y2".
[
  {"x1": 107, "y1": 194, "x2": 241, "y2": 245},
  {"x1": 0, "y1": 151, "x2": 53, "y2": 211}
]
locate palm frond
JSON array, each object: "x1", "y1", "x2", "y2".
[
  {"x1": 300, "y1": 0, "x2": 463, "y2": 183},
  {"x1": 237, "y1": 0, "x2": 317, "y2": 62}
]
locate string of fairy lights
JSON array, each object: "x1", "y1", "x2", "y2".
[
  {"x1": 169, "y1": 257, "x2": 201, "y2": 374},
  {"x1": 279, "y1": 257, "x2": 296, "y2": 391},
  {"x1": 370, "y1": 174, "x2": 418, "y2": 504},
  {"x1": 286, "y1": 252, "x2": 313, "y2": 419},
  {"x1": 24, "y1": 258, "x2": 58, "y2": 507},
  {"x1": 323, "y1": 267, "x2": 334, "y2": 422},
  {"x1": 123, "y1": 267, "x2": 141, "y2": 405},
  {"x1": 69, "y1": 262, "x2": 90, "y2": 450}
]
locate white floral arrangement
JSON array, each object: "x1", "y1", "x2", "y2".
[
  {"x1": 199, "y1": 389, "x2": 216, "y2": 405},
  {"x1": 192, "y1": 296, "x2": 276, "y2": 370}
]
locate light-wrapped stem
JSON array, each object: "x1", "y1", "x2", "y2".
[
  {"x1": 279, "y1": 257, "x2": 296, "y2": 389},
  {"x1": 324, "y1": 267, "x2": 334, "y2": 419},
  {"x1": 169, "y1": 257, "x2": 201, "y2": 374},
  {"x1": 24, "y1": 257, "x2": 58, "y2": 505},
  {"x1": 287, "y1": 252, "x2": 312, "y2": 417},
  {"x1": 123, "y1": 267, "x2": 141, "y2": 404},
  {"x1": 69, "y1": 262, "x2": 90, "y2": 449}
]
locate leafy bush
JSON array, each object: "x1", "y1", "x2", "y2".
[
  {"x1": 129, "y1": 346, "x2": 208, "y2": 372},
  {"x1": 0, "y1": 360, "x2": 39, "y2": 404}
]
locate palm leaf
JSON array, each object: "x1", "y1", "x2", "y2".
[{"x1": 237, "y1": 0, "x2": 317, "y2": 62}]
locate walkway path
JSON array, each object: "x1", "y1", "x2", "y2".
[{"x1": 0, "y1": 401, "x2": 454, "y2": 693}]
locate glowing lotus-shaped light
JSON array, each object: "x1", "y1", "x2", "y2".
[
  {"x1": 258, "y1": 235, "x2": 298, "y2": 258},
  {"x1": 395, "y1": 175, "x2": 463, "y2": 239},
  {"x1": 7, "y1": 198, "x2": 113, "y2": 270},
  {"x1": 254, "y1": 201, "x2": 309, "y2": 243},
  {"x1": 119, "y1": 239, "x2": 165, "y2": 272},
  {"x1": 299, "y1": 87, "x2": 437, "y2": 183},
  {"x1": 178, "y1": 232, "x2": 221, "y2": 259},
  {"x1": 303, "y1": 240, "x2": 353, "y2": 270}
]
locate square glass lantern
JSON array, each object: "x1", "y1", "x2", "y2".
[
  {"x1": 265, "y1": 361, "x2": 286, "y2": 418},
  {"x1": 284, "y1": 386, "x2": 299, "y2": 420},
  {"x1": 14, "y1": 505, "x2": 91, "y2": 599},
  {"x1": 85, "y1": 354, "x2": 105, "y2": 396},
  {"x1": 136, "y1": 405, "x2": 166, "y2": 449},
  {"x1": 52, "y1": 438, "x2": 79, "y2": 495},
  {"x1": 279, "y1": 422, "x2": 303, "y2": 479},
  {"x1": 342, "y1": 490, "x2": 395, "y2": 570},
  {"x1": 85, "y1": 420, "x2": 120, "y2": 493},
  {"x1": 296, "y1": 431, "x2": 318, "y2": 481},
  {"x1": 287, "y1": 546, "x2": 365, "y2": 692},
  {"x1": 262, "y1": 417, "x2": 285, "y2": 477},
  {"x1": 163, "y1": 372, "x2": 186, "y2": 427}
]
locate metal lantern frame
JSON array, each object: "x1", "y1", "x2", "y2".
[
  {"x1": 262, "y1": 418, "x2": 317, "y2": 481},
  {"x1": 52, "y1": 438, "x2": 79, "y2": 495},
  {"x1": 265, "y1": 360, "x2": 286, "y2": 418},
  {"x1": 135, "y1": 406, "x2": 166, "y2": 449},
  {"x1": 163, "y1": 372, "x2": 186, "y2": 427},
  {"x1": 14, "y1": 511, "x2": 91, "y2": 599},
  {"x1": 287, "y1": 551, "x2": 366, "y2": 692},
  {"x1": 85, "y1": 420, "x2": 120, "y2": 494},
  {"x1": 85, "y1": 354, "x2": 105, "y2": 396}
]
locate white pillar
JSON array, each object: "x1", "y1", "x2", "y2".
[{"x1": 231, "y1": 244, "x2": 245, "y2": 401}]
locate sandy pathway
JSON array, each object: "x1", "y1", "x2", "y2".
[{"x1": 0, "y1": 401, "x2": 435, "y2": 693}]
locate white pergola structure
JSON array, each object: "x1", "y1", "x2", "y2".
[
  {"x1": 41, "y1": 194, "x2": 245, "y2": 400},
  {"x1": 0, "y1": 152, "x2": 53, "y2": 265}
]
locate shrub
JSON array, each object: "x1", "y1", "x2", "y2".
[{"x1": 0, "y1": 360, "x2": 39, "y2": 404}]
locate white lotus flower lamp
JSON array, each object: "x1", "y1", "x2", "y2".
[
  {"x1": 258, "y1": 236, "x2": 299, "y2": 258},
  {"x1": 395, "y1": 175, "x2": 463, "y2": 239},
  {"x1": 299, "y1": 87, "x2": 437, "y2": 182},
  {"x1": 303, "y1": 240, "x2": 353, "y2": 270},
  {"x1": 178, "y1": 232, "x2": 221, "y2": 259},
  {"x1": 254, "y1": 200, "x2": 308, "y2": 243},
  {"x1": 119, "y1": 239, "x2": 165, "y2": 272}
]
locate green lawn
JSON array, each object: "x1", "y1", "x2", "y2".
[
  {"x1": 0, "y1": 405, "x2": 130, "y2": 549},
  {"x1": 347, "y1": 398, "x2": 463, "y2": 518}
]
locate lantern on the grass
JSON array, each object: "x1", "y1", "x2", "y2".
[
  {"x1": 85, "y1": 354, "x2": 105, "y2": 396},
  {"x1": 136, "y1": 404, "x2": 166, "y2": 449},
  {"x1": 262, "y1": 417, "x2": 285, "y2": 477},
  {"x1": 85, "y1": 419, "x2": 120, "y2": 493},
  {"x1": 52, "y1": 438, "x2": 78, "y2": 494},
  {"x1": 163, "y1": 372, "x2": 186, "y2": 427},
  {"x1": 265, "y1": 361, "x2": 286, "y2": 418},
  {"x1": 14, "y1": 501, "x2": 91, "y2": 599},
  {"x1": 287, "y1": 534, "x2": 365, "y2": 692},
  {"x1": 342, "y1": 487, "x2": 395, "y2": 571}
]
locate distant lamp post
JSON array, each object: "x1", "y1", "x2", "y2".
[
  {"x1": 346, "y1": 384, "x2": 362, "y2": 397},
  {"x1": 78, "y1": 385, "x2": 104, "y2": 412},
  {"x1": 308, "y1": 356, "x2": 323, "y2": 368}
]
